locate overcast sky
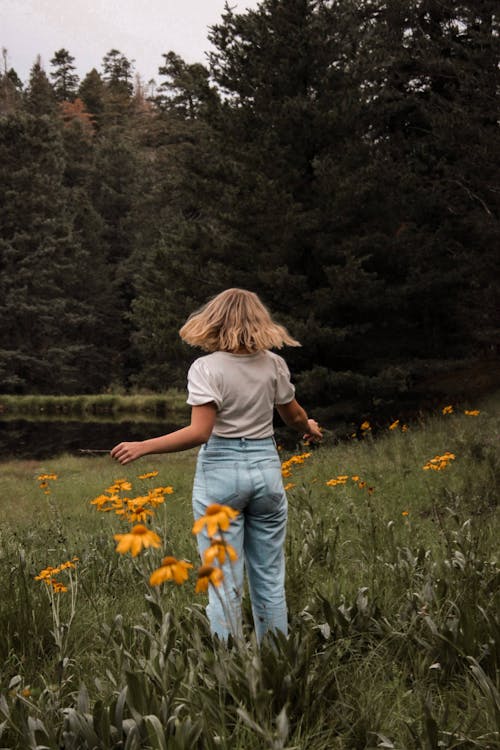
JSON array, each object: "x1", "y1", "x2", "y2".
[{"x1": 2, "y1": 0, "x2": 261, "y2": 85}]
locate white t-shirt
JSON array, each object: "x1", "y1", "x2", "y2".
[{"x1": 186, "y1": 350, "x2": 295, "y2": 438}]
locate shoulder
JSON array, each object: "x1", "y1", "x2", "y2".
[
  {"x1": 264, "y1": 350, "x2": 291, "y2": 373},
  {"x1": 188, "y1": 353, "x2": 220, "y2": 374}
]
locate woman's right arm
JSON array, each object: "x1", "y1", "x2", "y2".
[{"x1": 276, "y1": 399, "x2": 322, "y2": 441}]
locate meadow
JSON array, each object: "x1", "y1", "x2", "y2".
[{"x1": 0, "y1": 400, "x2": 498, "y2": 749}]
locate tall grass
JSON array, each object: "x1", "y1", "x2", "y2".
[{"x1": 0, "y1": 401, "x2": 498, "y2": 748}]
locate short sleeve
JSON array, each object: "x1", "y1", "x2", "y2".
[
  {"x1": 274, "y1": 355, "x2": 295, "y2": 405},
  {"x1": 186, "y1": 359, "x2": 222, "y2": 409}
]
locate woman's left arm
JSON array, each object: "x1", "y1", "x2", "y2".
[{"x1": 110, "y1": 403, "x2": 217, "y2": 465}]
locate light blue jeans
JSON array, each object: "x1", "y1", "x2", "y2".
[{"x1": 192, "y1": 435, "x2": 288, "y2": 643}]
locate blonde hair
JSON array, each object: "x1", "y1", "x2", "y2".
[{"x1": 179, "y1": 288, "x2": 300, "y2": 352}]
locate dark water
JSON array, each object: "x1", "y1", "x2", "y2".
[{"x1": 0, "y1": 418, "x2": 182, "y2": 460}]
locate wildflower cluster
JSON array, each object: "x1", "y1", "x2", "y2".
[
  {"x1": 90, "y1": 474, "x2": 174, "y2": 523},
  {"x1": 388, "y1": 420, "x2": 408, "y2": 432},
  {"x1": 34, "y1": 557, "x2": 78, "y2": 593},
  {"x1": 37, "y1": 472, "x2": 58, "y2": 495},
  {"x1": 326, "y1": 475, "x2": 374, "y2": 493},
  {"x1": 91, "y1": 471, "x2": 239, "y2": 595},
  {"x1": 422, "y1": 452, "x2": 456, "y2": 471},
  {"x1": 192, "y1": 504, "x2": 239, "y2": 592},
  {"x1": 281, "y1": 452, "x2": 312, "y2": 478}
]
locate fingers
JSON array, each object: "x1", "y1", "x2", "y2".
[{"x1": 110, "y1": 442, "x2": 135, "y2": 464}]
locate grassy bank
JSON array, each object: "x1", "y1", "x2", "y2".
[
  {"x1": 0, "y1": 391, "x2": 189, "y2": 420},
  {"x1": 0, "y1": 402, "x2": 498, "y2": 748}
]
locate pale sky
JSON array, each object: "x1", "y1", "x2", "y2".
[{"x1": 1, "y1": 0, "x2": 261, "y2": 85}]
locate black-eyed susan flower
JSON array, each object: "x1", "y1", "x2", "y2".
[
  {"x1": 203, "y1": 539, "x2": 238, "y2": 566},
  {"x1": 192, "y1": 504, "x2": 239, "y2": 537},
  {"x1": 114, "y1": 524, "x2": 161, "y2": 556},
  {"x1": 442, "y1": 405, "x2": 453, "y2": 415},
  {"x1": 464, "y1": 410, "x2": 480, "y2": 416},
  {"x1": 389, "y1": 420, "x2": 400, "y2": 430},
  {"x1": 360, "y1": 421, "x2": 371, "y2": 432},
  {"x1": 90, "y1": 493, "x2": 113, "y2": 510},
  {"x1": 138, "y1": 471, "x2": 159, "y2": 480},
  {"x1": 281, "y1": 452, "x2": 312, "y2": 478},
  {"x1": 422, "y1": 452, "x2": 456, "y2": 471},
  {"x1": 326, "y1": 475, "x2": 349, "y2": 487},
  {"x1": 51, "y1": 581, "x2": 68, "y2": 593},
  {"x1": 149, "y1": 556, "x2": 193, "y2": 586},
  {"x1": 195, "y1": 564, "x2": 224, "y2": 593},
  {"x1": 124, "y1": 503, "x2": 154, "y2": 523},
  {"x1": 107, "y1": 479, "x2": 132, "y2": 493},
  {"x1": 34, "y1": 566, "x2": 60, "y2": 581}
]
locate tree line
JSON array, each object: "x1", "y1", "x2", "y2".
[{"x1": 0, "y1": 0, "x2": 498, "y2": 421}]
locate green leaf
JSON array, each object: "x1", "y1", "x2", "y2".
[{"x1": 142, "y1": 715, "x2": 167, "y2": 750}]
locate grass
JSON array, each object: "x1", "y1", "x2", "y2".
[{"x1": 0, "y1": 399, "x2": 498, "y2": 749}]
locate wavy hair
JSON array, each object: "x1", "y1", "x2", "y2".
[{"x1": 179, "y1": 288, "x2": 300, "y2": 352}]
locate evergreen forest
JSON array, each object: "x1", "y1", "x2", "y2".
[{"x1": 1, "y1": 0, "x2": 498, "y2": 422}]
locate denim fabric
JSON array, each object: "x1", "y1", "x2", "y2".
[{"x1": 192, "y1": 435, "x2": 288, "y2": 643}]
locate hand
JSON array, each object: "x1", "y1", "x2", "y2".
[
  {"x1": 303, "y1": 418, "x2": 322, "y2": 443},
  {"x1": 110, "y1": 441, "x2": 145, "y2": 465}
]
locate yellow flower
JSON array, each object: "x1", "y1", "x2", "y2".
[
  {"x1": 149, "y1": 556, "x2": 193, "y2": 586},
  {"x1": 360, "y1": 421, "x2": 371, "y2": 431},
  {"x1": 125, "y1": 504, "x2": 154, "y2": 523},
  {"x1": 37, "y1": 473, "x2": 58, "y2": 481},
  {"x1": 195, "y1": 564, "x2": 224, "y2": 593},
  {"x1": 402, "y1": 510, "x2": 409, "y2": 516},
  {"x1": 203, "y1": 539, "x2": 238, "y2": 566},
  {"x1": 283, "y1": 482, "x2": 296, "y2": 491},
  {"x1": 442, "y1": 405, "x2": 453, "y2": 415},
  {"x1": 114, "y1": 524, "x2": 162, "y2": 556},
  {"x1": 422, "y1": 452, "x2": 456, "y2": 471},
  {"x1": 51, "y1": 581, "x2": 68, "y2": 593},
  {"x1": 146, "y1": 487, "x2": 173, "y2": 507},
  {"x1": 281, "y1": 452, "x2": 312, "y2": 477},
  {"x1": 402, "y1": 424, "x2": 409, "y2": 432},
  {"x1": 192, "y1": 504, "x2": 239, "y2": 537},
  {"x1": 389, "y1": 420, "x2": 400, "y2": 430},
  {"x1": 326, "y1": 474, "x2": 349, "y2": 487},
  {"x1": 107, "y1": 479, "x2": 132, "y2": 493},
  {"x1": 58, "y1": 559, "x2": 77, "y2": 570},
  {"x1": 138, "y1": 471, "x2": 159, "y2": 480},
  {"x1": 21, "y1": 687, "x2": 31, "y2": 698},
  {"x1": 90, "y1": 493, "x2": 113, "y2": 509},
  {"x1": 464, "y1": 410, "x2": 480, "y2": 416},
  {"x1": 351, "y1": 475, "x2": 360, "y2": 482},
  {"x1": 34, "y1": 566, "x2": 59, "y2": 581}
]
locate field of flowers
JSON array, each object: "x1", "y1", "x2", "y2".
[{"x1": 0, "y1": 401, "x2": 498, "y2": 749}]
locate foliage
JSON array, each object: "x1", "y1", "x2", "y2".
[
  {"x1": 0, "y1": 2, "x2": 498, "y2": 417},
  {"x1": 0, "y1": 403, "x2": 498, "y2": 748}
]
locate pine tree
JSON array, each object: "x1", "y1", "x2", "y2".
[
  {"x1": 50, "y1": 48, "x2": 79, "y2": 101},
  {"x1": 0, "y1": 113, "x2": 111, "y2": 392},
  {"x1": 78, "y1": 68, "x2": 106, "y2": 128},
  {"x1": 0, "y1": 49, "x2": 22, "y2": 114},
  {"x1": 24, "y1": 57, "x2": 56, "y2": 115}
]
